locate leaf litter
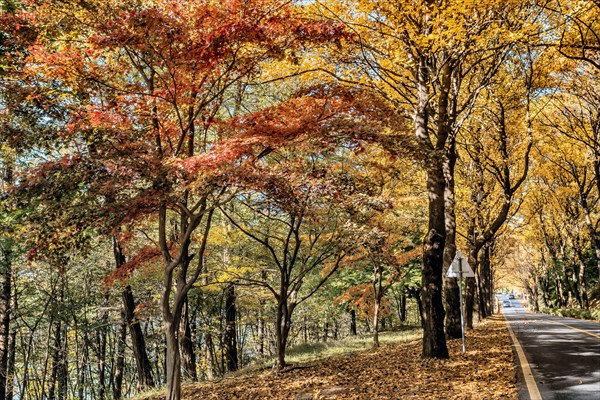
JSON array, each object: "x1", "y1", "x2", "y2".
[{"x1": 147, "y1": 315, "x2": 516, "y2": 399}]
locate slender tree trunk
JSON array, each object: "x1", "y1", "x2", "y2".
[
  {"x1": 57, "y1": 322, "x2": 68, "y2": 400},
  {"x1": 77, "y1": 333, "x2": 89, "y2": 400},
  {"x1": 576, "y1": 251, "x2": 589, "y2": 309},
  {"x1": 114, "y1": 237, "x2": 155, "y2": 389},
  {"x1": 400, "y1": 293, "x2": 407, "y2": 323},
  {"x1": 0, "y1": 245, "x2": 11, "y2": 400},
  {"x1": 477, "y1": 245, "x2": 493, "y2": 319},
  {"x1": 6, "y1": 323, "x2": 15, "y2": 400},
  {"x1": 465, "y1": 276, "x2": 476, "y2": 329},
  {"x1": 372, "y1": 301, "x2": 380, "y2": 348},
  {"x1": 373, "y1": 265, "x2": 383, "y2": 348},
  {"x1": 273, "y1": 297, "x2": 287, "y2": 371},
  {"x1": 113, "y1": 311, "x2": 127, "y2": 400},
  {"x1": 0, "y1": 164, "x2": 13, "y2": 400},
  {"x1": 204, "y1": 331, "x2": 215, "y2": 380},
  {"x1": 224, "y1": 284, "x2": 238, "y2": 372},
  {"x1": 555, "y1": 270, "x2": 566, "y2": 307},
  {"x1": 257, "y1": 311, "x2": 265, "y2": 356},
  {"x1": 48, "y1": 319, "x2": 62, "y2": 400},
  {"x1": 97, "y1": 309, "x2": 108, "y2": 400},
  {"x1": 350, "y1": 309, "x2": 357, "y2": 335}
]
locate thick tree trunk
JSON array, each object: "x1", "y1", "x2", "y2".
[
  {"x1": 421, "y1": 161, "x2": 449, "y2": 359},
  {"x1": 224, "y1": 284, "x2": 238, "y2": 372},
  {"x1": 273, "y1": 293, "x2": 294, "y2": 371},
  {"x1": 180, "y1": 296, "x2": 197, "y2": 381},
  {"x1": 443, "y1": 139, "x2": 461, "y2": 339},
  {"x1": 415, "y1": 49, "x2": 448, "y2": 358},
  {"x1": 165, "y1": 322, "x2": 181, "y2": 400},
  {"x1": 273, "y1": 299, "x2": 287, "y2": 371}
]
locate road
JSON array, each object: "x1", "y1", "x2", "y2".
[{"x1": 502, "y1": 296, "x2": 600, "y2": 400}]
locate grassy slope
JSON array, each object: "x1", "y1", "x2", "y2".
[{"x1": 137, "y1": 317, "x2": 516, "y2": 399}]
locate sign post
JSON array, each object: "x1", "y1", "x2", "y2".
[{"x1": 446, "y1": 250, "x2": 475, "y2": 353}]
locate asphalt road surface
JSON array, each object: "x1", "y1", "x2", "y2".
[{"x1": 502, "y1": 296, "x2": 600, "y2": 400}]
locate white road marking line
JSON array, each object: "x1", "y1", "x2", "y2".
[{"x1": 504, "y1": 313, "x2": 542, "y2": 400}]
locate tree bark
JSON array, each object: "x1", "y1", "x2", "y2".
[
  {"x1": 113, "y1": 237, "x2": 155, "y2": 389},
  {"x1": 443, "y1": 139, "x2": 461, "y2": 339},
  {"x1": 421, "y1": 161, "x2": 449, "y2": 358},
  {"x1": 164, "y1": 322, "x2": 181, "y2": 400},
  {"x1": 180, "y1": 296, "x2": 197, "y2": 381},
  {"x1": 415, "y1": 49, "x2": 449, "y2": 359},
  {"x1": 113, "y1": 311, "x2": 127, "y2": 400},
  {"x1": 0, "y1": 245, "x2": 11, "y2": 400},
  {"x1": 0, "y1": 165, "x2": 13, "y2": 400},
  {"x1": 350, "y1": 309, "x2": 357, "y2": 335},
  {"x1": 224, "y1": 284, "x2": 238, "y2": 372}
]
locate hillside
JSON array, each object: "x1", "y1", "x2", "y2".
[{"x1": 139, "y1": 316, "x2": 516, "y2": 400}]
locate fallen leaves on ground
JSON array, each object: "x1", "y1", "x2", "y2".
[{"x1": 151, "y1": 316, "x2": 517, "y2": 399}]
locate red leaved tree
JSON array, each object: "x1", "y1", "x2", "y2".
[{"x1": 5, "y1": 1, "x2": 351, "y2": 398}]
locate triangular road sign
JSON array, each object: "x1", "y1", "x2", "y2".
[{"x1": 446, "y1": 250, "x2": 475, "y2": 278}]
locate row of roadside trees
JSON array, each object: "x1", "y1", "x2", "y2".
[{"x1": 0, "y1": 1, "x2": 598, "y2": 399}]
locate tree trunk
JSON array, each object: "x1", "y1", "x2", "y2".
[
  {"x1": 257, "y1": 312, "x2": 265, "y2": 356},
  {"x1": 350, "y1": 309, "x2": 357, "y2": 335},
  {"x1": 273, "y1": 298, "x2": 288, "y2": 371},
  {"x1": 6, "y1": 322, "x2": 15, "y2": 400},
  {"x1": 372, "y1": 301, "x2": 380, "y2": 348},
  {"x1": 48, "y1": 319, "x2": 62, "y2": 400},
  {"x1": 415, "y1": 48, "x2": 448, "y2": 358},
  {"x1": 204, "y1": 331, "x2": 215, "y2": 380},
  {"x1": 273, "y1": 291, "x2": 295, "y2": 371},
  {"x1": 373, "y1": 265, "x2": 383, "y2": 348},
  {"x1": 0, "y1": 245, "x2": 11, "y2": 400},
  {"x1": 421, "y1": 161, "x2": 449, "y2": 359},
  {"x1": 165, "y1": 322, "x2": 181, "y2": 400},
  {"x1": 180, "y1": 296, "x2": 197, "y2": 381},
  {"x1": 443, "y1": 139, "x2": 461, "y2": 339},
  {"x1": 400, "y1": 293, "x2": 406, "y2": 323},
  {"x1": 97, "y1": 310, "x2": 108, "y2": 400},
  {"x1": 224, "y1": 284, "x2": 238, "y2": 372},
  {"x1": 0, "y1": 164, "x2": 13, "y2": 400},
  {"x1": 57, "y1": 322, "x2": 68, "y2": 400},
  {"x1": 114, "y1": 237, "x2": 155, "y2": 389},
  {"x1": 113, "y1": 311, "x2": 127, "y2": 400},
  {"x1": 465, "y1": 276, "x2": 476, "y2": 329}
]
